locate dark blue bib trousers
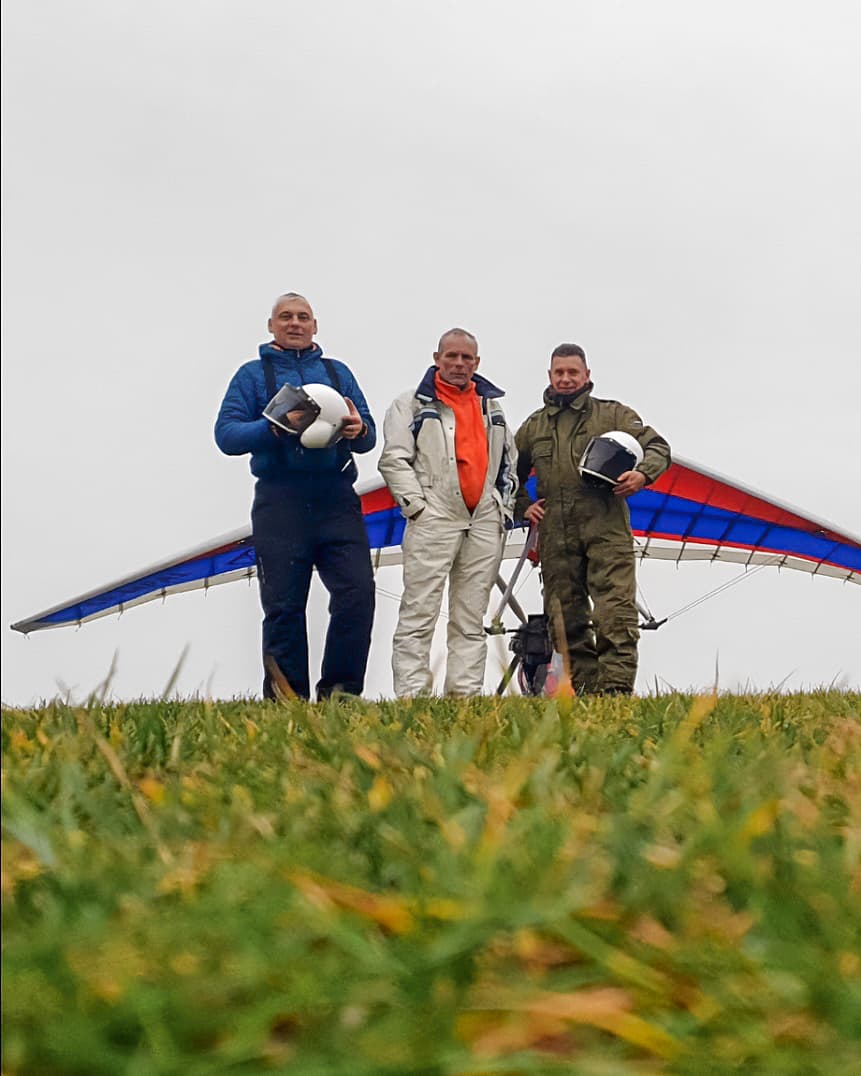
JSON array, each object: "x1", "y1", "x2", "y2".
[{"x1": 252, "y1": 475, "x2": 375, "y2": 700}]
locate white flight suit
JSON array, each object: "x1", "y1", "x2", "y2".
[{"x1": 379, "y1": 372, "x2": 517, "y2": 696}]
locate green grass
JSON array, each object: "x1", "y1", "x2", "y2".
[{"x1": 3, "y1": 692, "x2": 861, "y2": 1074}]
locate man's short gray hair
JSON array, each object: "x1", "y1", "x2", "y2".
[
  {"x1": 551, "y1": 343, "x2": 587, "y2": 364},
  {"x1": 436, "y1": 327, "x2": 478, "y2": 353},
  {"x1": 271, "y1": 292, "x2": 312, "y2": 316}
]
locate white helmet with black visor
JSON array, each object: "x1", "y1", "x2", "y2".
[
  {"x1": 263, "y1": 382, "x2": 349, "y2": 449},
  {"x1": 579, "y1": 430, "x2": 644, "y2": 488}
]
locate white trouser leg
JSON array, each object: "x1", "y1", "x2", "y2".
[
  {"x1": 444, "y1": 500, "x2": 504, "y2": 696},
  {"x1": 392, "y1": 513, "x2": 464, "y2": 696}
]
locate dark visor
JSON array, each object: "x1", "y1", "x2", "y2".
[
  {"x1": 263, "y1": 384, "x2": 321, "y2": 435},
  {"x1": 580, "y1": 438, "x2": 635, "y2": 482}
]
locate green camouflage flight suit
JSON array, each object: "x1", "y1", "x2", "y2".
[{"x1": 514, "y1": 384, "x2": 671, "y2": 694}]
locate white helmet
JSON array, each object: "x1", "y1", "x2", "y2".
[
  {"x1": 579, "y1": 430, "x2": 644, "y2": 487},
  {"x1": 263, "y1": 382, "x2": 349, "y2": 448}
]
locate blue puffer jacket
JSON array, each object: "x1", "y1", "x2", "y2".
[{"x1": 214, "y1": 343, "x2": 376, "y2": 481}]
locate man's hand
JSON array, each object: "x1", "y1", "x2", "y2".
[
  {"x1": 613, "y1": 470, "x2": 646, "y2": 497},
  {"x1": 340, "y1": 397, "x2": 365, "y2": 440},
  {"x1": 524, "y1": 498, "x2": 546, "y2": 524}
]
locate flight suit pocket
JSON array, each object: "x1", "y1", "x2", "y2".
[
  {"x1": 531, "y1": 438, "x2": 554, "y2": 496},
  {"x1": 413, "y1": 465, "x2": 434, "y2": 490}
]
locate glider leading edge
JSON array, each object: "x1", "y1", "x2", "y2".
[{"x1": 10, "y1": 456, "x2": 861, "y2": 635}]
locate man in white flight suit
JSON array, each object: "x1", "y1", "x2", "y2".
[{"x1": 379, "y1": 328, "x2": 517, "y2": 696}]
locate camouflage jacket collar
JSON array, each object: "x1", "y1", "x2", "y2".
[{"x1": 542, "y1": 381, "x2": 594, "y2": 414}]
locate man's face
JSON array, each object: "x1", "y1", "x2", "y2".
[
  {"x1": 269, "y1": 298, "x2": 317, "y2": 351},
  {"x1": 549, "y1": 354, "x2": 590, "y2": 394},
  {"x1": 434, "y1": 334, "x2": 480, "y2": 388}
]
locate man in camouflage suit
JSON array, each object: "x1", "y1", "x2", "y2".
[{"x1": 514, "y1": 344, "x2": 670, "y2": 695}]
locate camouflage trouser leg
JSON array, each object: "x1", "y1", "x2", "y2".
[
  {"x1": 540, "y1": 549, "x2": 600, "y2": 695},
  {"x1": 584, "y1": 532, "x2": 639, "y2": 693}
]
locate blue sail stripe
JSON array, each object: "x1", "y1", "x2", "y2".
[{"x1": 38, "y1": 543, "x2": 257, "y2": 626}]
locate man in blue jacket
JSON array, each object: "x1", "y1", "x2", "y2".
[{"x1": 215, "y1": 293, "x2": 376, "y2": 701}]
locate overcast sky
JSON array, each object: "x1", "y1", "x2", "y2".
[{"x1": 3, "y1": 0, "x2": 860, "y2": 704}]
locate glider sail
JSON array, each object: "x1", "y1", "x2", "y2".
[
  {"x1": 10, "y1": 458, "x2": 861, "y2": 634},
  {"x1": 626, "y1": 458, "x2": 861, "y2": 580}
]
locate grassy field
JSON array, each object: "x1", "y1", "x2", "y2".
[{"x1": 3, "y1": 691, "x2": 861, "y2": 1074}]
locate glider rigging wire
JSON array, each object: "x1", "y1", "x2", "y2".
[{"x1": 660, "y1": 556, "x2": 784, "y2": 624}]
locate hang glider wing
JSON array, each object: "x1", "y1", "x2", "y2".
[
  {"x1": 11, "y1": 458, "x2": 860, "y2": 634},
  {"x1": 10, "y1": 527, "x2": 257, "y2": 634},
  {"x1": 627, "y1": 456, "x2": 861, "y2": 581},
  {"x1": 10, "y1": 481, "x2": 407, "y2": 634}
]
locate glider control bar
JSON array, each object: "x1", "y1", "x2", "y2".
[{"x1": 485, "y1": 528, "x2": 538, "y2": 635}]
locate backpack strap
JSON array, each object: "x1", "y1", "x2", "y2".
[
  {"x1": 322, "y1": 358, "x2": 343, "y2": 395},
  {"x1": 261, "y1": 355, "x2": 277, "y2": 404},
  {"x1": 321, "y1": 358, "x2": 358, "y2": 480}
]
